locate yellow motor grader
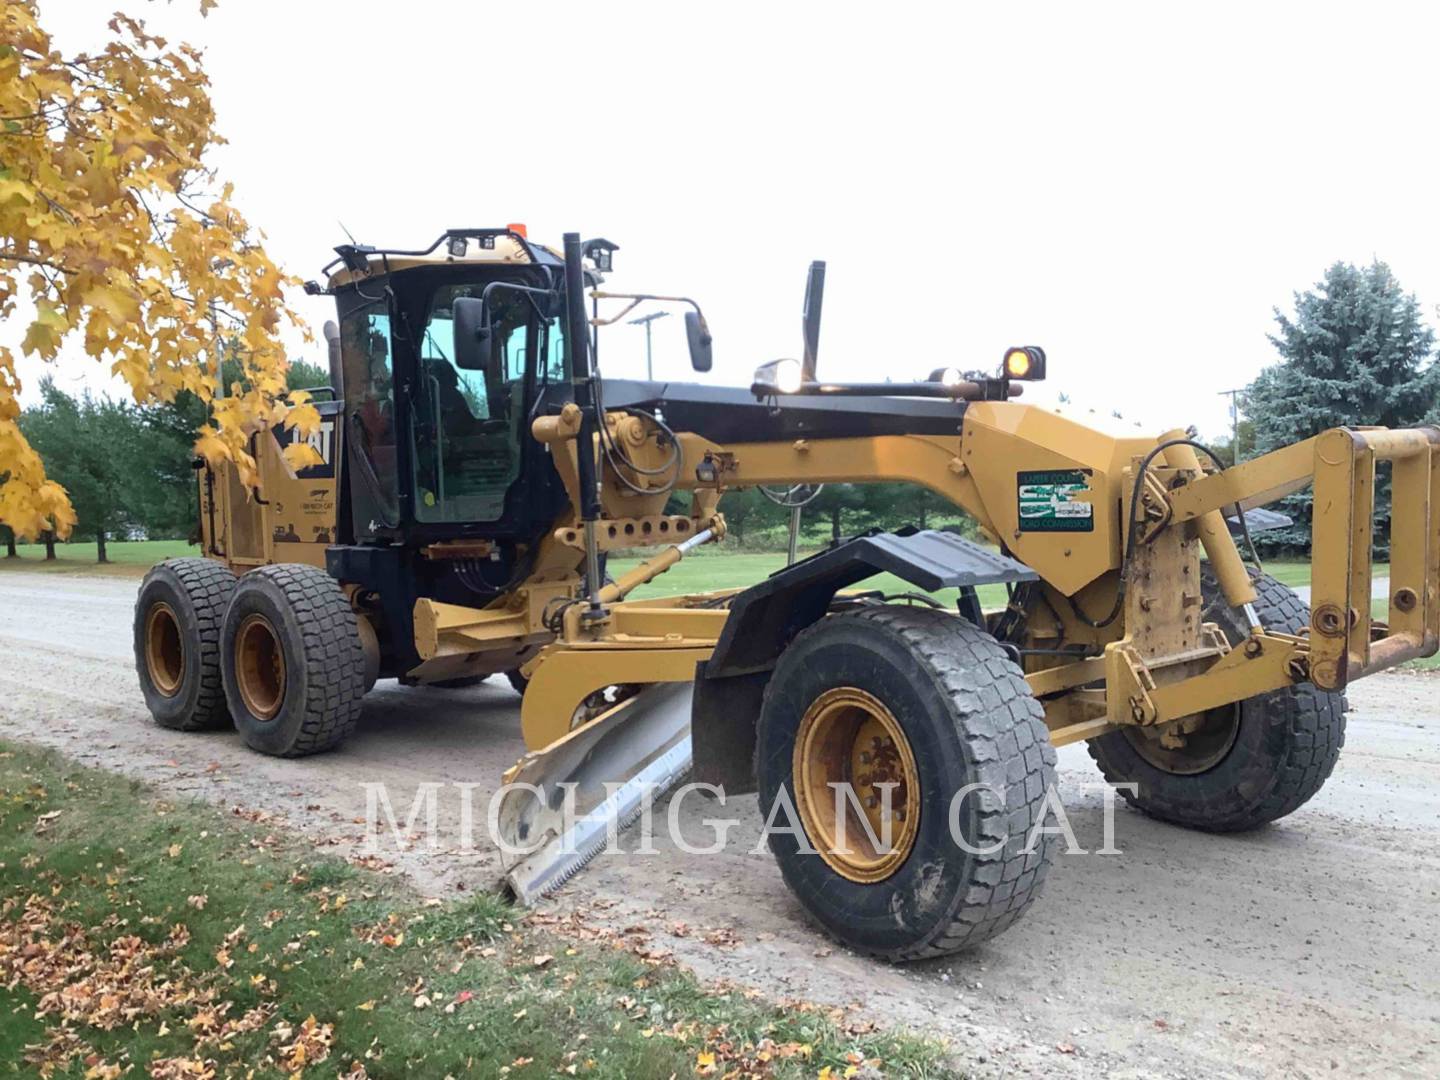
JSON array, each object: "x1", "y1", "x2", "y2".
[{"x1": 134, "y1": 227, "x2": 1439, "y2": 960}]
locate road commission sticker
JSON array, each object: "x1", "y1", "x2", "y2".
[{"x1": 1017, "y1": 469, "x2": 1094, "y2": 532}]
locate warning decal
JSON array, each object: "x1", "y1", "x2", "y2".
[{"x1": 1017, "y1": 469, "x2": 1094, "y2": 533}]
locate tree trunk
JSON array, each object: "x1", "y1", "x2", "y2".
[
  {"x1": 830, "y1": 507, "x2": 841, "y2": 542},
  {"x1": 96, "y1": 529, "x2": 108, "y2": 564},
  {"x1": 3, "y1": 532, "x2": 16, "y2": 559},
  {"x1": 919, "y1": 505, "x2": 928, "y2": 530},
  {"x1": 43, "y1": 531, "x2": 56, "y2": 560}
]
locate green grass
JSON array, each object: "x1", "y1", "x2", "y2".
[
  {"x1": 0, "y1": 539, "x2": 1392, "y2": 605},
  {"x1": 1, "y1": 539, "x2": 192, "y2": 577},
  {"x1": 612, "y1": 550, "x2": 1011, "y2": 609},
  {"x1": 0, "y1": 739, "x2": 954, "y2": 1079},
  {"x1": 1262, "y1": 558, "x2": 1390, "y2": 589}
]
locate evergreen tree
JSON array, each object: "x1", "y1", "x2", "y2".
[{"x1": 1246, "y1": 261, "x2": 1439, "y2": 552}]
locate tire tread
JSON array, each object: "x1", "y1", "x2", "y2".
[
  {"x1": 228, "y1": 564, "x2": 366, "y2": 756},
  {"x1": 1088, "y1": 569, "x2": 1346, "y2": 831},
  {"x1": 767, "y1": 605, "x2": 1058, "y2": 960},
  {"x1": 135, "y1": 557, "x2": 236, "y2": 731}
]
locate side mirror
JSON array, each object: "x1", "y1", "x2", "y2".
[
  {"x1": 685, "y1": 310, "x2": 713, "y2": 373},
  {"x1": 453, "y1": 297, "x2": 495, "y2": 371}
]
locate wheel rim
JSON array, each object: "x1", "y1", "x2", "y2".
[
  {"x1": 144, "y1": 602, "x2": 184, "y2": 697},
  {"x1": 235, "y1": 613, "x2": 286, "y2": 720},
  {"x1": 1122, "y1": 704, "x2": 1242, "y2": 775},
  {"x1": 793, "y1": 687, "x2": 920, "y2": 883}
]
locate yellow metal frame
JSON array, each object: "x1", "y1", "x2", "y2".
[
  {"x1": 200, "y1": 370, "x2": 1440, "y2": 755},
  {"x1": 1169, "y1": 426, "x2": 1440, "y2": 690}
]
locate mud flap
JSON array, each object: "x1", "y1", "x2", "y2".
[{"x1": 496, "y1": 682, "x2": 694, "y2": 905}]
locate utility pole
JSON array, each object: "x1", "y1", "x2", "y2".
[
  {"x1": 627, "y1": 310, "x2": 670, "y2": 381},
  {"x1": 1218, "y1": 388, "x2": 1243, "y2": 462}
]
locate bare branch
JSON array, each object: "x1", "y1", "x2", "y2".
[{"x1": 0, "y1": 251, "x2": 74, "y2": 275}]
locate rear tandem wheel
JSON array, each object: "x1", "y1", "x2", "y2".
[
  {"x1": 220, "y1": 563, "x2": 367, "y2": 757},
  {"x1": 134, "y1": 558, "x2": 237, "y2": 731}
]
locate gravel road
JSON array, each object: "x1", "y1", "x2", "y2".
[{"x1": 1, "y1": 569, "x2": 1436, "y2": 1078}]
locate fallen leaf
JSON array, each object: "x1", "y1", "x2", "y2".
[{"x1": 531, "y1": 954, "x2": 554, "y2": 968}]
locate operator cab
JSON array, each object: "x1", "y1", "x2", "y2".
[{"x1": 318, "y1": 229, "x2": 572, "y2": 548}]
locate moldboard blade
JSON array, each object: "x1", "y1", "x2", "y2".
[{"x1": 497, "y1": 682, "x2": 694, "y2": 905}]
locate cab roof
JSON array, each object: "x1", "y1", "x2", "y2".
[{"x1": 314, "y1": 228, "x2": 563, "y2": 291}]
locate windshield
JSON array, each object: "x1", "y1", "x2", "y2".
[{"x1": 411, "y1": 283, "x2": 564, "y2": 523}]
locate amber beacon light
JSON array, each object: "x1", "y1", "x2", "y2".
[{"x1": 1003, "y1": 346, "x2": 1046, "y2": 380}]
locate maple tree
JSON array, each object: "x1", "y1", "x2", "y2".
[{"x1": 0, "y1": 1, "x2": 318, "y2": 540}]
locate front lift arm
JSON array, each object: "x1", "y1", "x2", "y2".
[{"x1": 1165, "y1": 426, "x2": 1440, "y2": 691}]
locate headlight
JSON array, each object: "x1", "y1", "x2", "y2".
[
  {"x1": 1003, "y1": 346, "x2": 1046, "y2": 381},
  {"x1": 928, "y1": 366, "x2": 965, "y2": 387},
  {"x1": 753, "y1": 358, "x2": 804, "y2": 394}
]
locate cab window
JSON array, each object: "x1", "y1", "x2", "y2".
[
  {"x1": 411, "y1": 286, "x2": 539, "y2": 523},
  {"x1": 338, "y1": 298, "x2": 399, "y2": 528}
]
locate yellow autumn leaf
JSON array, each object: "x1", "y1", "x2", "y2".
[
  {"x1": 281, "y1": 441, "x2": 323, "y2": 472},
  {"x1": 284, "y1": 399, "x2": 321, "y2": 434},
  {"x1": 0, "y1": 1, "x2": 305, "y2": 540}
]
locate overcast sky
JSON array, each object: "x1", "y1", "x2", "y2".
[{"x1": 21, "y1": 0, "x2": 1440, "y2": 437}]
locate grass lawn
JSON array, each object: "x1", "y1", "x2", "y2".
[
  {"x1": 0, "y1": 541, "x2": 1389, "y2": 601},
  {"x1": 1, "y1": 539, "x2": 193, "y2": 578},
  {"x1": 611, "y1": 550, "x2": 1008, "y2": 609},
  {"x1": 9, "y1": 542, "x2": 1428, "y2": 668},
  {"x1": 0, "y1": 739, "x2": 951, "y2": 1079}
]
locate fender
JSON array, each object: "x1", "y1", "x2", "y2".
[{"x1": 692, "y1": 528, "x2": 1036, "y2": 793}]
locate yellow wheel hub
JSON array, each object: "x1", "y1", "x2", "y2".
[
  {"x1": 793, "y1": 686, "x2": 920, "y2": 883},
  {"x1": 235, "y1": 614, "x2": 286, "y2": 720},
  {"x1": 144, "y1": 602, "x2": 184, "y2": 697}
]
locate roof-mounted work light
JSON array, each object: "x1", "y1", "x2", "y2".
[{"x1": 752, "y1": 358, "x2": 804, "y2": 395}]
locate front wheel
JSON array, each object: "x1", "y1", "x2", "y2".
[
  {"x1": 1088, "y1": 568, "x2": 1346, "y2": 832},
  {"x1": 756, "y1": 605, "x2": 1058, "y2": 961},
  {"x1": 221, "y1": 564, "x2": 367, "y2": 757}
]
